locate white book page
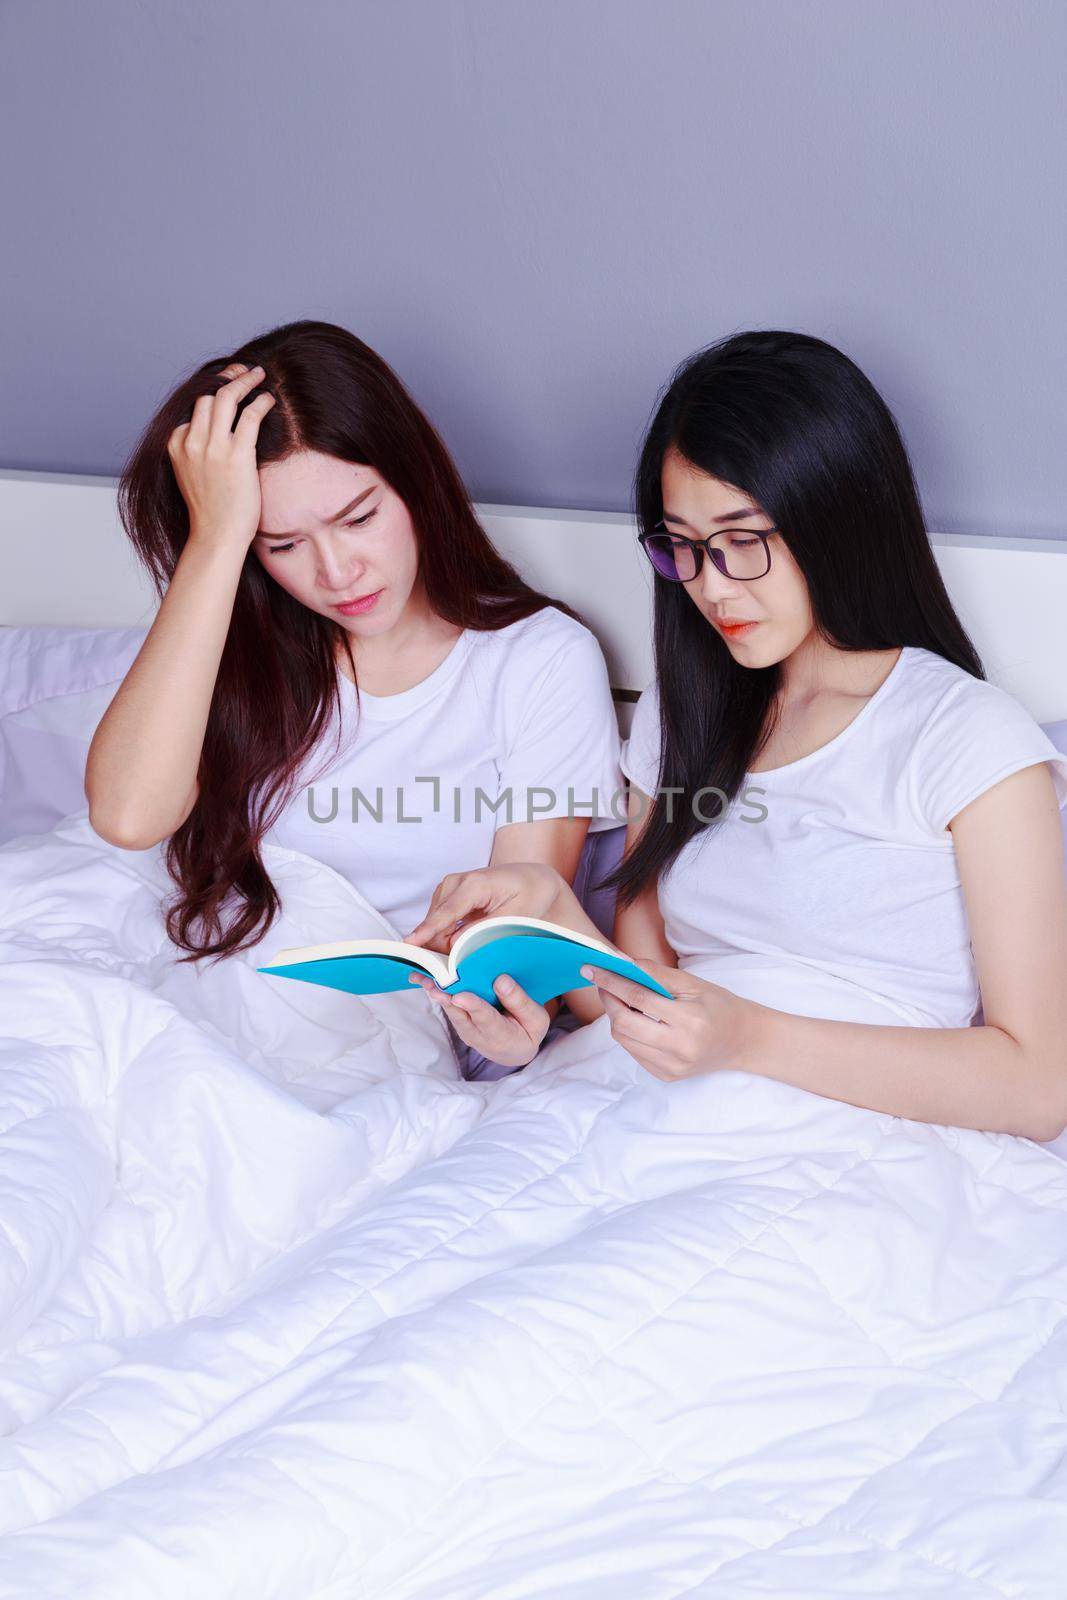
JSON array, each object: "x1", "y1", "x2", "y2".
[
  {"x1": 262, "y1": 936, "x2": 451, "y2": 987},
  {"x1": 448, "y1": 915, "x2": 620, "y2": 965}
]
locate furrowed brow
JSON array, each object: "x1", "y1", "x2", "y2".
[{"x1": 258, "y1": 484, "x2": 378, "y2": 540}]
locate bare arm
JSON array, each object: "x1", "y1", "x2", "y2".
[
  {"x1": 552, "y1": 763, "x2": 1067, "y2": 1139},
  {"x1": 729, "y1": 762, "x2": 1067, "y2": 1139},
  {"x1": 85, "y1": 364, "x2": 275, "y2": 849},
  {"x1": 490, "y1": 813, "x2": 589, "y2": 882}
]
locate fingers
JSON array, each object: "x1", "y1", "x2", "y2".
[
  {"x1": 599, "y1": 987, "x2": 672, "y2": 1048},
  {"x1": 404, "y1": 881, "x2": 456, "y2": 949},
  {"x1": 403, "y1": 915, "x2": 470, "y2": 955},
  {"x1": 411, "y1": 978, "x2": 498, "y2": 1028},
  {"x1": 408, "y1": 973, "x2": 548, "y2": 1048},
  {"x1": 184, "y1": 391, "x2": 218, "y2": 450},
  {"x1": 600, "y1": 993, "x2": 673, "y2": 1058},
  {"x1": 405, "y1": 873, "x2": 496, "y2": 951},
  {"x1": 490, "y1": 974, "x2": 546, "y2": 1033},
  {"x1": 452, "y1": 983, "x2": 550, "y2": 1060},
  {"x1": 166, "y1": 421, "x2": 190, "y2": 458},
  {"x1": 208, "y1": 364, "x2": 268, "y2": 443},
  {"x1": 412, "y1": 976, "x2": 487, "y2": 1031},
  {"x1": 181, "y1": 364, "x2": 267, "y2": 452},
  {"x1": 233, "y1": 388, "x2": 277, "y2": 442},
  {"x1": 409, "y1": 977, "x2": 485, "y2": 1052},
  {"x1": 408, "y1": 972, "x2": 471, "y2": 1010},
  {"x1": 601, "y1": 992, "x2": 675, "y2": 1068},
  {"x1": 579, "y1": 963, "x2": 674, "y2": 1021},
  {"x1": 448, "y1": 990, "x2": 504, "y2": 1027}
]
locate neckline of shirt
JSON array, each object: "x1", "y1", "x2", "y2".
[
  {"x1": 746, "y1": 645, "x2": 912, "y2": 781},
  {"x1": 335, "y1": 627, "x2": 476, "y2": 720}
]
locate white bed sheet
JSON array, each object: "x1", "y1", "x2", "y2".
[
  {"x1": 0, "y1": 626, "x2": 145, "y2": 846},
  {"x1": 1, "y1": 816, "x2": 1067, "y2": 1597}
]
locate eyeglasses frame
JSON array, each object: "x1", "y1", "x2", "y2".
[{"x1": 638, "y1": 521, "x2": 778, "y2": 583}]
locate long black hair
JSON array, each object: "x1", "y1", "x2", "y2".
[{"x1": 603, "y1": 328, "x2": 984, "y2": 908}]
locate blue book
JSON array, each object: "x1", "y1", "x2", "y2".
[{"x1": 257, "y1": 914, "x2": 676, "y2": 1011}]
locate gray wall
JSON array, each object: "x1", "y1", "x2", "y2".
[{"x1": 1, "y1": 0, "x2": 1064, "y2": 537}]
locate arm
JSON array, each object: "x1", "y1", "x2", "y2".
[
  {"x1": 595, "y1": 762, "x2": 1067, "y2": 1141},
  {"x1": 738, "y1": 761, "x2": 1067, "y2": 1140},
  {"x1": 85, "y1": 538, "x2": 245, "y2": 847},
  {"x1": 490, "y1": 814, "x2": 590, "y2": 883},
  {"x1": 85, "y1": 365, "x2": 274, "y2": 849}
]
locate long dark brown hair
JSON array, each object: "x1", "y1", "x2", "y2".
[
  {"x1": 601, "y1": 329, "x2": 984, "y2": 909},
  {"x1": 120, "y1": 319, "x2": 579, "y2": 963}
]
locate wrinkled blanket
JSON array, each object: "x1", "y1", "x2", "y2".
[{"x1": 2, "y1": 816, "x2": 1066, "y2": 1598}]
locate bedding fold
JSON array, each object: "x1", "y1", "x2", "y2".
[{"x1": 1, "y1": 817, "x2": 1066, "y2": 1597}]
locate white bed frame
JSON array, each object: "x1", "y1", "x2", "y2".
[{"x1": 3, "y1": 466, "x2": 1067, "y2": 726}]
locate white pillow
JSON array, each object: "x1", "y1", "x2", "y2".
[{"x1": 0, "y1": 625, "x2": 146, "y2": 846}]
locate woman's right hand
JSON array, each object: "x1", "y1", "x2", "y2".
[
  {"x1": 167, "y1": 363, "x2": 276, "y2": 550},
  {"x1": 404, "y1": 864, "x2": 564, "y2": 953}
]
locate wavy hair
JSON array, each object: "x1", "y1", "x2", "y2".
[{"x1": 119, "y1": 319, "x2": 579, "y2": 962}]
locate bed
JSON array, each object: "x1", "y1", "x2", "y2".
[{"x1": 3, "y1": 468, "x2": 1067, "y2": 1598}]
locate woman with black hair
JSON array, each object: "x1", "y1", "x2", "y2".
[{"x1": 407, "y1": 331, "x2": 1067, "y2": 1141}]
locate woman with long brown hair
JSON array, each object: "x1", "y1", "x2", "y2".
[{"x1": 86, "y1": 320, "x2": 623, "y2": 1071}]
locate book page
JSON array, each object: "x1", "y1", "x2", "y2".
[
  {"x1": 262, "y1": 936, "x2": 450, "y2": 987},
  {"x1": 449, "y1": 914, "x2": 620, "y2": 967}
]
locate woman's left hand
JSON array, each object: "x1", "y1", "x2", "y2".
[
  {"x1": 581, "y1": 959, "x2": 764, "y2": 1080},
  {"x1": 410, "y1": 971, "x2": 552, "y2": 1070}
]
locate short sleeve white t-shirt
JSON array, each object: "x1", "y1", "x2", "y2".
[
  {"x1": 620, "y1": 645, "x2": 1067, "y2": 1029},
  {"x1": 266, "y1": 606, "x2": 624, "y2": 937}
]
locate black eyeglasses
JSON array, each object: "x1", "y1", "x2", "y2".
[{"x1": 638, "y1": 521, "x2": 777, "y2": 583}]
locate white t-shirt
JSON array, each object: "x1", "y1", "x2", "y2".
[
  {"x1": 267, "y1": 606, "x2": 624, "y2": 937},
  {"x1": 620, "y1": 645, "x2": 1067, "y2": 1029}
]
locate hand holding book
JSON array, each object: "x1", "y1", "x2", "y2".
[
  {"x1": 257, "y1": 911, "x2": 675, "y2": 1011},
  {"x1": 404, "y1": 862, "x2": 563, "y2": 954},
  {"x1": 409, "y1": 967, "x2": 553, "y2": 1070},
  {"x1": 257, "y1": 864, "x2": 676, "y2": 1077}
]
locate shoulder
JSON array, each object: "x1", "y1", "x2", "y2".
[
  {"x1": 901, "y1": 648, "x2": 1067, "y2": 830},
  {"x1": 892, "y1": 645, "x2": 984, "y2": 711},
  {"x1": 469, "y1": 605, "x2": 609, "y2": 676},
  {"x1": 904, "y1": 646, "x2": 1047, "y2": 741},
  {"x1": 488, "y1": 603, "x2": 603, "y2": 652}
]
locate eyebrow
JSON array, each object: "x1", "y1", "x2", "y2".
[
  {"x1": 257, "y1": 484, "x2": 378, "y2": 540},
  {"x1": 662, "y1": 506, "x2": 765, "y2": 530}
]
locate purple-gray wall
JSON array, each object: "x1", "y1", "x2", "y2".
[{"x1": 1, "y1": 0, "x2": 1064, "y2": 536}]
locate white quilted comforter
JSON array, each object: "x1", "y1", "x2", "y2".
[{"x1": 2, "y1": 816, "x2": 1066, "y2": 1598}]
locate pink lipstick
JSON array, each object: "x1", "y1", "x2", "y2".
[{"x1": 335, "y1": 590, "x2": 383, "y2": 616}]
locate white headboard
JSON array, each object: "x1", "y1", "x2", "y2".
[{"x1": 3, "y1": 466, "x2": 1067, "y2": 724}]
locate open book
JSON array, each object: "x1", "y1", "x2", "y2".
[{"x1": 257, "y1": 914, "x2": 676, "y2": 1011}]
